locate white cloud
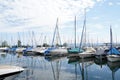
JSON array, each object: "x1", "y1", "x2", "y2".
[
  {"x1": 108, "y1": 2, "x2": 114, "y2": 6},
  {"x1": 0, "y1": 0, "x2": 106, "y2": 43},
  {"x1": 0, "y1": 0, "x2": 100, "y2": 32}
]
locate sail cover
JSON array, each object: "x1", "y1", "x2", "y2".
[{"x1": 108, "y1": 48, "x2": 120, "y2": 55}]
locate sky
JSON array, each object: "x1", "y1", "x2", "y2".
[{"x1": 0, "y1": 0, "x2": 120, "y2": 45}]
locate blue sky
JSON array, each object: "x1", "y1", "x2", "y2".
[{"x1": 0, "y1": 0, "x2": 120, "y2": 45}]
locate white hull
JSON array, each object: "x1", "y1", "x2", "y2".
[
  {"x1": 50, "y1": 48, "x2": 68, "y2": 54},
  {"x1": 96, "y1": 49, "x2": 105, "y2": 55},
  {"x1": 0, "y1": 47, "x2": 8, "y2": 52},
  {"x1": 39, "y1": 49, "x2": 47, "y2": 53},
  {"x1": 79, "y1": 52, "x2": 95, "y2": 58},
  {"x1": 95, "y1": 49, "x2": 106, "y2": 59},
  {"x1": 0, "y1": 65, "x2": 24, "y2": 76},
  {"x1": 107, "y1": 55, "x2": 120, "y2": 62},
  {"x1": 32, "y1": 47, "x2": 46, "y2": 54},
  {"x1": 84, "y1": 47, "x2": 96, "y2": 53},
  {"x1": 16, "y1": 48, "x2": 26, "y2": 53}
]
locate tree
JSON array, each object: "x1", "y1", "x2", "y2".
[
  {"x1": 43, "y1": 43, "x2": 49, "y2": 47},
  {"x1": 17, "y1": 40, "x2": 21, "y2": 47},
  {"x1": 1, "y1": 40, "x2": 9, "y2": 47},
  {"x1": 63, "y1": 43, "x2": 68, "y2": 47}
]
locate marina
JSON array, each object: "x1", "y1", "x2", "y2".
[{"x1": 0, "y1": 0, "x2": 120, "y2": 80}]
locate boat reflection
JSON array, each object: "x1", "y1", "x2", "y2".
[
  {"x1": 45, "y1": 56, "x2": 66, "y2": 62},
  {"x1": 68, "y1": 57, "x2": 94, "y2": 80},
  {"x1": 94, "y1": 58, "x2": 107, "y2": 68},
  {"x1": 0, "y1": 73, "x2": 21, "y2": 80},
  {"x1": 45, "y1": 56, "x2": 66, "y2": 80},
  {"x1": 107, "y1": 61, "x2": 120, "y2": 80}
]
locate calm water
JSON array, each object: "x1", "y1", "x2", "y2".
[{"x1": 0, "y1": 52, "x2": 120, "y2": 80}]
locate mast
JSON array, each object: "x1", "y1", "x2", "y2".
[
  {"x1": 79, "y1": 9, "x2": 86, "y2": 51},
  {"x1": 110, "y1": 26, "x2": 113, "y2": 51},
  {"x1": 51, "y1": 18, "x2": 62, "y2": 47},
  {"x1": 32, "y1": 31, "x2": 37, "y2": 47},
  {"x1": 52, "y1": 18, "x2": 58, "y2": 47},
  {"x1": 17, "y1": 32, "x2": 21, "y2": 47},
  {"x1": 75, "y1": 16, "x2": 77, "y2": 48}
]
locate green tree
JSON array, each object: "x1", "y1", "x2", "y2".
[
  {"x1": 1, "y1": 41, "x2": 9, "y2": 47},
  {"x1": 17, "y1": 40, "x2": 21, "y2": 47},
  {"x1": 63, "y1": 43, "x2": 68, "y2": 47},
  {"x1": 43, "y1": 43, "x2": 49, "y2": 47}
]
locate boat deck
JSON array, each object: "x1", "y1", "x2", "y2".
[{"x1": 0, "y1": 65, "x2": 24, "y2": 77}]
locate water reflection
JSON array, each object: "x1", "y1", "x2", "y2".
[
  {"x1": 107, "y1": 61, "x2": 120, "y2": 80},
  {"x1": 0, "y1": 73, "x2": 20, "y2": 80},
  {"x1": 94, "y1": 58, "x2": 107, "y2": 68},
  {"x1": 45, "y1": 56, "x2": 65, "y2": 80},
  {"x1": 1, "y1": 52, "x2": 120, "y2": 80},
  {"x1": 68, "y1": 57, "x2": 94, "y2": 80}
]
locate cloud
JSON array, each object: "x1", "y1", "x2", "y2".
[
  {"x1": 0, "y1": 0, "x2": 108, "y2": 43},
  {"x1": 108, "y1": 2, "x2": 114, "y2": 6},
  {"x1": 0, "y1": 0, "x2": 101, "y2": 32}
]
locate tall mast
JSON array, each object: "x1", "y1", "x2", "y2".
[
  {"x1": 83, "y1": 9, "x2": 86, "y2": 47},
  {"x1": 79, "y1": 9, "x2": 86, "y2": 49},
  {"x1": 110, "y1": 25, "x2": 113, "y2": 49},
  {"x1": 75, "y1": 16, "x2": 77, "y2": 48},
  {"x1": 52, "y1": 18, "x2": 62, "y2": 47}
]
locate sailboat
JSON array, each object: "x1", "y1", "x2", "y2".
[
  {"x1": 68, "y1": 9, "x2": 96, "y2": 58},
  {"x1": 67, "y1": 16, "x2": 84, "y2": 54},
  {"x1": 43, "y1": 18, "x2": 68, "y2": 56},
  {"x1": 16, "y1": 32, "x2": 26, "y2": 53},
  {"x1": 23, "y1": 31, "x2": 36, "y2": 55},
  {"x1": 44, "y1": 18, "x2": 59, "y2": 55},
  {"x1": 107, "y1": 26, "x2": 120, "y2": 62},
  {"x1": 68, "y1": 16, "x2": 83, "y2": 55},
  {"x1": 78, "y1": 9, "x2": 96, "y2": 58}
]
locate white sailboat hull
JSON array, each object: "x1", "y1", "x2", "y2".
[
  {"x1": 16, "y1": 48, "x2": 26, "y2": 53},
  {"x1": 0, "y1": 47, "x2": 9, "y2": 52},
  {"x1": 79, "y1": 52, "x2": 95, "y2": 58},
  {"x1": 107, "y1": 55, "x2": 120, "y2": 62},
  {"x1": 0, "y1": 65, "x2": 24, "y2": 77},
  {"x1": 32, "y1": 47, "x2": 46, "y2": 54},
  {"x1": 50, "y1": 48, "x2": 68, "y2": 53},
  {"x1": 35, "y1": 47, "x2": 48, "y2": 54}
]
